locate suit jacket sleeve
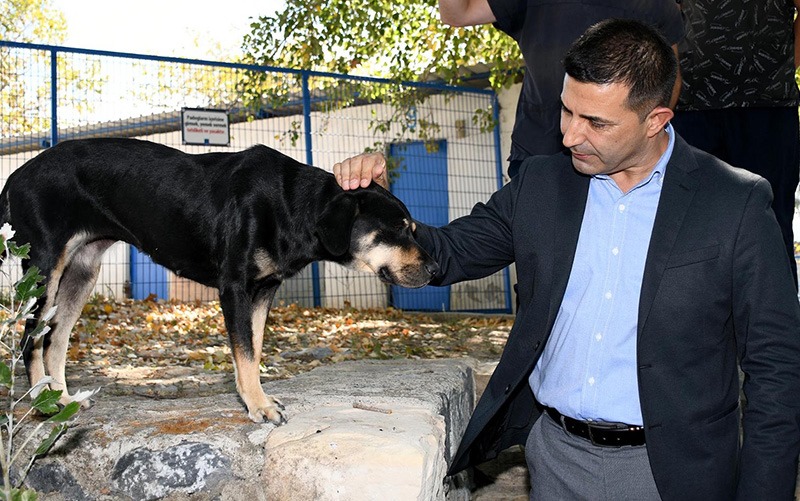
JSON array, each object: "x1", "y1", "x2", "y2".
[
  {"x1": 413, "y1": 179, "x2": 516, "y2": 286},
  {"x1": 733, "y1": 178, "x2": 800, "y2": 499}
]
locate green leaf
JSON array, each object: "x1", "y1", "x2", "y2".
[
  {"x1": 34, "y1": 423, "x2": 67, "y2": 456},
  {"x1": 46, "y1": 401, "x2": 80, "y2": 423},
  {"x1": 14, "y1": 266, "x2": 45, "y2": 302},
  {"x1": 2, "y1": 488, "x2": 39, "y2": 501},
  {"x1": 7, "y1": 242, "x2": 30, "y2": 260},
  {"x1": 10, "y1": 488, "x2": 39, "y2": 501},
  {"x1": 31, "y1": 389, "x2": 62, "y2": 415},
  {"x1": 0, "y1": 362, "x2": 11, "y2": 388}
]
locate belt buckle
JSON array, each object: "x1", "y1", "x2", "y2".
[{"x1": 586, "y1": 425, "x2": 601, "y2": 446}]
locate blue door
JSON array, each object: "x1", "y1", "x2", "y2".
[
  {"x1": 130, "y1": 248, "x2": 169, "y2": 300},
  {"x1": 389, "y1": 140, "x2": 450, "y2": 311}
]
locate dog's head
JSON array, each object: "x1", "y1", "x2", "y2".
[{"x1": 316, "y1": 185, "x2": 439, "y2": 288}]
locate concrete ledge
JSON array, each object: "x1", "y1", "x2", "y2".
[{"x1": 27, "y1": 359, "x2": 476, "y2": 501}]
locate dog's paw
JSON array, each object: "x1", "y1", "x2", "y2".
[{"x1": 247, "y1": 397, "x2": 287, "y2": 425}]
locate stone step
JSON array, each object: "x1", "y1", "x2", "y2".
[{"x1": 25, "y1": 359, "x2": 476, "y2": 501}]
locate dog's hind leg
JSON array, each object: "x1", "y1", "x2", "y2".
[
  {"x1": 42, "y1": 238, "x2": 113, "y2": 406},
  {"x1": 221, "y1": 283, "x2": 286, "y2": 424}
]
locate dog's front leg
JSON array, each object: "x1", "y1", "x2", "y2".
[{"x1": 220, "y1": 284, "x2": 286, "y2": 424}]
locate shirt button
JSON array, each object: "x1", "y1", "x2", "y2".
[
  {"x1": 618, "y1": 204, "x2": 626, "y2": 212},
  {"x1": 595, "y1": 333, "x2": 603, "y2": 341},
  {"x1": 588, "y1": 377, "x2": 596, "y2": 385},
  {"x1": 612, "y1": 247, "x2": 619, "y2": 255},
  {"x1": 604, "y1": 291, "x2": 613, "y2": 300}
]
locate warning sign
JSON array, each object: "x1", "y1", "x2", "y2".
[{"x1": 181, "y1": 108, "x2": 230, "y2": 146}]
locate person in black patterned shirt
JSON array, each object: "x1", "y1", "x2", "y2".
[{"x1": 672, "y1": 0, "x2": 800, "y2": 286}]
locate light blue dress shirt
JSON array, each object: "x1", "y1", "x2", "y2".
[{"x1": 529, "y1": 125, "x2": 676, "y2": 426}]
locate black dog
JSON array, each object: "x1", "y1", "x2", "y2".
[{"x1": 0, "y1": 138, "x2": 438, "y2": 424}]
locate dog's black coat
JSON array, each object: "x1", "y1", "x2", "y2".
[{"x1": 0, "y1": 138, "x2": 437, "y2": 423}]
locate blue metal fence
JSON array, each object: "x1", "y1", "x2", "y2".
[{"x1": 0, "y1": 40, "x2": 511, "y2": 313}]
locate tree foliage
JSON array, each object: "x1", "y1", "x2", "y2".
[
  {"x1": 241, "y1": 0, "x2": 522, "y2": 90},
  {"x1": 239, "y1": 0, "x2": 521, "y2": 165},
  {"x1": 1, "y1": 0, "x2": 106, "y2": 139},
  {"x1": 0, "y1": 0, "x2": 67, "y2": 44}
]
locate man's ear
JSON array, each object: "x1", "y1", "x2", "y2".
[
  {"x1": 316, "y1": 192, "x2": 358, "y2": 256},
  {"x1": 646, "y1": 106, "x2": 675, "y2": 138}
]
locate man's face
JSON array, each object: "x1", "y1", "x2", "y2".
[{"x1": 560, "y1": 75, "x2": 659, "y2": 182}]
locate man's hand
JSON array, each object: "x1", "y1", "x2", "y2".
[{"x1": 333, "y1": 153, "x2": 390, "y2": 191}]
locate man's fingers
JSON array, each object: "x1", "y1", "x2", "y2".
[
  {"x1": 366, "y1": 155, "x2": 387, "y2": 188},
  {"x1": 352, "y1": 155, "x2": 368, "y2": 190},
  {"x1": 333, "y1": 160, "x2": 356, "y2": 190},
  {"x1": 333, "y1": 153, "x2": 388, "y2": 190}
]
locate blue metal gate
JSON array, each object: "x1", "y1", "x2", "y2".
[{"x1": 389, "y1": 140, "x2": 450, "y2": 311}]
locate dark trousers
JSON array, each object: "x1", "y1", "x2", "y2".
[{"x1": 672, "y1": 107, "x2": 800, "y2": 287}]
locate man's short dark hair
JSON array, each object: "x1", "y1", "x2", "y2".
[{"x1": 563, "y1": 19, "x2": 678, "y2": 117}]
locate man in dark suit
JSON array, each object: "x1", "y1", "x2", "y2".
[{"x1": 334, "y1": 19, "x2": 800, "y2": 499}]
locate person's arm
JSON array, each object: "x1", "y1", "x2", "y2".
[
  {"x1": 438, "y1": 0, "x2": 496, "y2": 27},
  {"x1": 733, "y1": 178, "x2": 800, "y2": 498}
]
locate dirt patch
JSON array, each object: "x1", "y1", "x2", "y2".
[{"x1": 61, "y1": 298, "x2": 513, "y2": 398}]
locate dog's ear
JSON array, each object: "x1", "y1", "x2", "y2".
[{"x1": 316, "y1": 192, "x2": 358, "y2": 256}]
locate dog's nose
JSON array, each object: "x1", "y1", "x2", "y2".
[{"x1": 425, "y1": 261, "x2": 440, "y2": 277}]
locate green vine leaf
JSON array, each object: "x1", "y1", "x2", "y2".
[
  {"x1": 0, "y1": 363, "x2": 11, "y2": 388},
  {"x1": 14, "y1": 266, "x2": 45, "y2": 302},
  {"x1": 2, "y1": 487, "x2": 39, "y2": 501},
  {"x1": 7, "y1": 242, "x2": 31, "y2": 260},
  {"x1": 45, "y1": 401, "x2": 80, "y2": 423},
  {"x1": 31, "y1": 389, "x2": 62, "y2": 416},
  {"x1": 33, "y1": 423, "x2": 67, "y2": 456}
]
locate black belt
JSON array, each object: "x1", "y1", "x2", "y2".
[{"x1": 544, "y1": 407, "x2": 646, "y2": 447}]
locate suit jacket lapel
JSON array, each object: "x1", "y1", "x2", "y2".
[
  {"x1": 547, "y1": 168, "x2": 590, "y2": 329},
  {"x1": 638, "y1": 135, "x2": 700, "y2": 335}
]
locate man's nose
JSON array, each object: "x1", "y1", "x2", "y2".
[{"x1": 561, "y1": 117, "x2": 583, "y2": 148}]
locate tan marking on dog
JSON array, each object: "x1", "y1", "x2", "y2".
[
  {"x1": 29, "y1": 233, "x2": 94, "y2": 396},
  {"x1": 231, "y1": 297, "x2": 285, "y2": 424},
  {"x1": 353, "y1": 235, "x2": 409, "y2": 275},
  {"x1": 350, "y1": 231, "x2": 380, "y2": 273},
  {"x1": 253, "y1": 249, "x2": 277, "y2": 280},
  {"x1": 353, "y1": 240, "x2": 432, "y2": 288},
  {"x1": 42, "y1": 236, "x2": 110, "y2": 406}
]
